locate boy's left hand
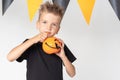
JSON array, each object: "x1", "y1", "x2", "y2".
[{"x1": 55, "y1": 39, "x2": 66, "y2": 58}]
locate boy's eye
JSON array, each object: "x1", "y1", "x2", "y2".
[
  {"x1": 43, "y1": 21, "x2": 47, "y2": 24},
  {"x1": 52, "y1": 24, "x2": 57, "y2": 27}
]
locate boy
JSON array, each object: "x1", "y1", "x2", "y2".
[{"x1": 7, "y1": 1, "x2": 76, "y2": 80}]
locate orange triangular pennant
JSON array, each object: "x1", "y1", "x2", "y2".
[
  {"x1": 27, "y1": 0, "x2": 43, "y2": 21},
  {"x1": 77, "y1": 0, "x2": 96, "y2": 25}
]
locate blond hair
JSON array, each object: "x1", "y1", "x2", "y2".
[{"x1": 38, "y1": 1, "x2": 64, "y2": 21}]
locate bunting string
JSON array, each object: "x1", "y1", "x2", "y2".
[{"x1": 1, "y1": 0, "x2": 120, "y2": 24}]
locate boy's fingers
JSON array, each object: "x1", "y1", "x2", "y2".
[
  {"x1": 45, "y1": 31, "x2": 51, "y2": 37},
  {"x1": 38, "y1": 32, "x2": 48, "y2": 42},
  {"x1": 57, "y1": 38, "x2": 64, "y2": 48}
]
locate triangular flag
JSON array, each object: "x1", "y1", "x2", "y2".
[
  {"x1": 77, "y1": 0, "x2": 96, "y2": 25},
  {"x1": 52, "y1": 0, "x2": 70, "y2": 15},
  {"x1": 109, "y1": 0, "x2": 120, "y2": 21},
  {"x1": 27, "y1": 0, "x2": 43, "y2": 21},
  {"x1": 2, "y1": 0, "x2": 14, "y2": 15}
]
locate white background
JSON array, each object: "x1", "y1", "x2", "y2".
[{"x1": 0, "y1": 0, "x2": 120, "y2": 80}]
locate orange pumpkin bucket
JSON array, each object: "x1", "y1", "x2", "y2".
[{"x1": 42, "y1": 37, "x2": 61, "y2": 54}]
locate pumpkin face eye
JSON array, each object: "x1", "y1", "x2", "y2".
[
  {"x1": 54, "y1": 39, "x2": 61, "y2": 49},
  {"x1": 55, "y1": 43, "x2": 60, "y2": 49},
  {"x1": 42, "y1": 37, "x2": 61, "y2": 54}
]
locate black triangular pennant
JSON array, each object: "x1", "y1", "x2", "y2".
[
  {"x1": 2, "y1": 0, "x2": 14, "y2": 15},
  {"x1": 52, "y1": 0, "x2": 70, "y2": 15},
  {"x1": 109, "y1": 0, "x2": 120, "y2": 20}
]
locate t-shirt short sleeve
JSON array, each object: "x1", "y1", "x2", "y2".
[
  {"x1": 64, "y1": 44, "x2": 76, "y2": 63},
  {"x1": 16, "y1": 39, "x2": 30, "y2": 62}
]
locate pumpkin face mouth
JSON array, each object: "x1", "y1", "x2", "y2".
[{"x1": 45, "y1": 42, "x2": 61, "y2": 49}]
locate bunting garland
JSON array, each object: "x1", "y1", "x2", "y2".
[{"x1": 1, "y1": 0, "x2": 120, "y2": 23}]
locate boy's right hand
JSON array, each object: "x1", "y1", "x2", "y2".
[{"x1": 31, "y1": 32, "x2": 48, "y2": 43}]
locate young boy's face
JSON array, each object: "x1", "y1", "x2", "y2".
[{"x1": 37, "y1": 12, "x2": 61, "y2": 37}]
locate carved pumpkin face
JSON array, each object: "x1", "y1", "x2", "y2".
[{"x1": 42, "y1": 37, "x2": 61, "y2": 54}]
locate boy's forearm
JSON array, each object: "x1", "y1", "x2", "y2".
[
  {"x1": 61, "y1": 55, "x2": 76, "y2": 77},
  {"x1": 7, "y1": 39, "x2": 35, "y2": 62}
]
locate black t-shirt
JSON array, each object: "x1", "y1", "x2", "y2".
[{"x1": 16, "y1": 41, "x2": 76, "y2": 80}]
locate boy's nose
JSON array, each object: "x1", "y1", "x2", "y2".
[{"x1": 47, "y1": 25, "x2": 51, "y2": 31}]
